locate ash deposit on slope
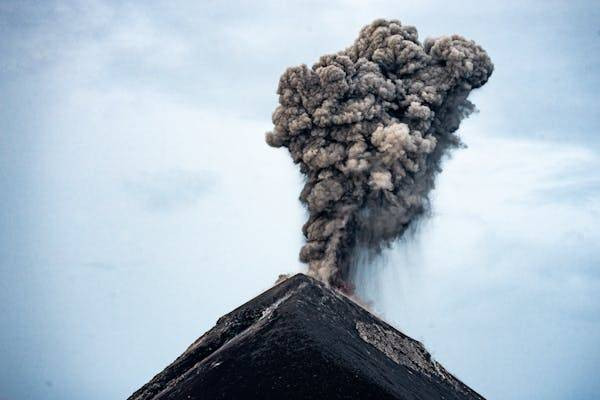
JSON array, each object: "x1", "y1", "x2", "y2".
[{"x1": 266, "y1": 19, "x2": 493, "y2": 292}]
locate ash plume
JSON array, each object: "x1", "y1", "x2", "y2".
[{"x1": 266, "y1": 19, "x2": 493, "y2": 293}]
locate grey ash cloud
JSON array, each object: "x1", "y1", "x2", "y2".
[{"x1": 267, "y1": 19, "x2": 493, "y2": 292}]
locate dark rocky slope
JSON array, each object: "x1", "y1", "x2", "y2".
[{"x1": 129, "y1": 274, "x2": 484, "y2": 400}]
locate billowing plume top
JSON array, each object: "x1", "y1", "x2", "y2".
[{"x1": 267, "y1": 19, "x2": 493, "y2": 293}]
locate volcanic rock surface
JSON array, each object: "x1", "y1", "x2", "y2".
[{"x1": 129, "y1": 274, "x2": 484, "y2": 400}]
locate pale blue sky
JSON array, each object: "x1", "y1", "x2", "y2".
[{"x1": 1, "y1": 1, "x2": 599, "y2": 399}]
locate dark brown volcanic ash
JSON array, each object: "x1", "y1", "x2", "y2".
[
  {"x1": 129, "y1": 274, "x2": 485, "y2": 400},
  {"x1": 266, "y1": 19, "x2": 493, "y2": 292}
]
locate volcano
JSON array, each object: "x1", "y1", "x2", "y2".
[{"x1": 128, "y1": 274, "x2": 484, "y2": 400}]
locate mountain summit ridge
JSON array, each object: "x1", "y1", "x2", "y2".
[{"x1": 129, "y1": 273, "x2": 484, "y2": 400}]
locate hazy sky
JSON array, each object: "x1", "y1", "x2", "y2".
[{"x1": 1, "y1": 1, "x2": 599, "y2": 399}]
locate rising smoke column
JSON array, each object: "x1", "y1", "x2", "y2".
[{"x1": 266, "y1": 19, "x2": 493, "y2": 293}]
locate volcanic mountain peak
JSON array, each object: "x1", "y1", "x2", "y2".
[{"x1": 129, "y1": 274, "x2": 484, "y2": 400}]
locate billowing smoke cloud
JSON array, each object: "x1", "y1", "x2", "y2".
[{"x1": 267, "y1": 19, "x2": 493, "y2": 293}]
